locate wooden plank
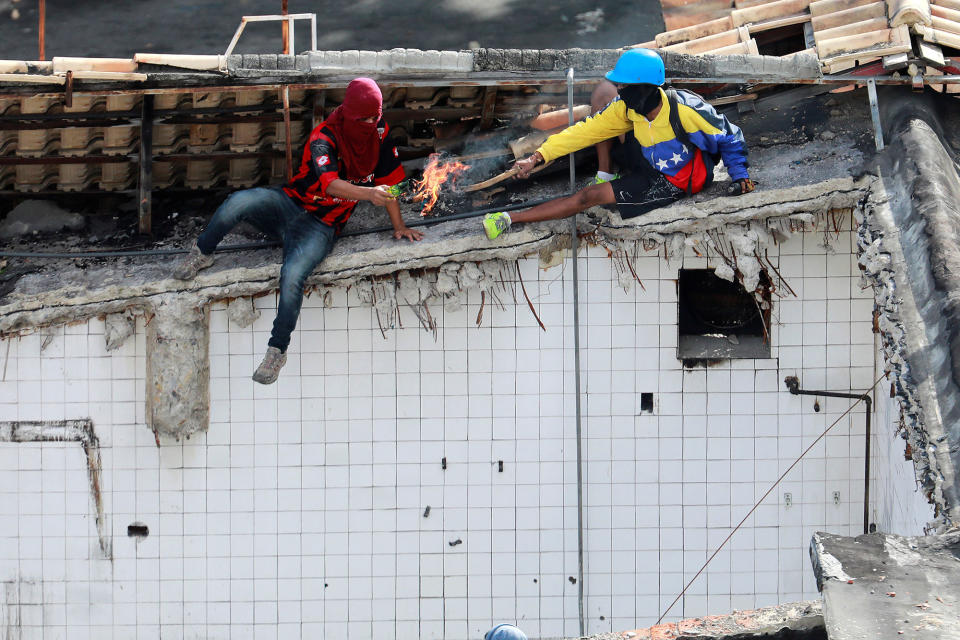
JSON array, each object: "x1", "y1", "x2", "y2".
[
  {"x1": 138, "y1": 94, "x2": 154, "y2": 236},
  {"x1": 0, "y1": 73, "x2": 64, "y2": 85},
  {"x1": 811, "y1": 2, "x2": 887, "y2": 31},
  {"x1": 889, "y1": 0, "x2": 933, "y2": 25},
  {"x1": 732, "y1": 0, "x2": 810, "y2": 26},
  {"x1": 707, "y1": 92, "x2": 758, "y2": 105},
  {"x1": 663, "y1": 27, "x2": 741, "y2": 53},
  {"x1": 656, "y1": 15, "x2": 734, "y2": 46},
  {"x1": 918, "y1": 39, "x2": 946, "y2": 66},
  {"x1": 133, "y1": 53, "x2": 223, "y2": 71},
  {"x1": 809, "y1": 0, "x2": 875, "y2": 16},
  {"x1": 747, "y1": 13, "x2": 813, "y2": 33},
  {"x1": 479, "y1": 86, "x2": 498, "y2": 130},
  {"x1": 68, "y1": 71, "x2": 148, "y2": 82},
  {"x1": 814, "y1": 17, "x2": 889, "y2": 42},
  {"x1": 52, "y1": 57, "x2": 138, "y2": 73}
]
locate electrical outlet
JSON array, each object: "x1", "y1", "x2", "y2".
[
  {"x1": 784, "y1": 492, "x2": 793, "y2": 507},
  {"x1": 833, "y1": 491, "x2": 841, "y2": 505}
]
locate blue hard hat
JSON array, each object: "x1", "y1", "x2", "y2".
[
  {"x1": 605, "y1": 48, "x2": 666, "y2": 85},
  {"x1": 484, "y1": 623, "x2": 528, "y2": 640}
]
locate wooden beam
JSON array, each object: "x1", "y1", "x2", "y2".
[
  {"x1": 480, "y1": 86, "x2": 498, "y2": 130},
  {"x1": 0, "y1": 73, "x2": 64, "y2": 85},
  {"x1": 52, "y1": 57, "x2": 138, "y2": 73},
  {"x1": 138, "y1": 94, "x2": 154, "y2": 236},
  {"x1": 0, "y1": 61, "x2": 28, "y2": 74}
]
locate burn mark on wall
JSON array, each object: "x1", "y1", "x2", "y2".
[{"x1": 0, "y1": 420, "x2": 111, "y2": 559}]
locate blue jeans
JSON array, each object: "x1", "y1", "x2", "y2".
[{"x1": 197, "y1": 187, "x2": 336, "y2": 352}]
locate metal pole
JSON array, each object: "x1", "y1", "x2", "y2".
[
  {"x1": 282, "y1": 86, "x2": 293, "y2": 181},
  {"x1": 567, "y1": 66, "x2": 586, "y2": 639},
  {"x1": 863, "y1": 399, "x2": 872, "y2": 534},
  {"x1": 783, "y1": 377, "x2": 873, "y2": 534},
  {"x1": 38, "y1": 0, "x2": 46, "y2": 61},
  {"x1": 137, "y1": 94, "x2": 155, "y2": 235},
  {"x1": 281, "y1": 0, "x2": 289, "y2": 54},
  {"x1": 867, "y1": 78, "x2": 884, "y2": 152}
]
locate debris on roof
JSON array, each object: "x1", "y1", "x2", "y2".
[
  {"x1": 642, "y1": 0, "x2": 960, "y2": 78},
  {"x1": 811, "y1": 529, "x2": 960, "y2": 638}
]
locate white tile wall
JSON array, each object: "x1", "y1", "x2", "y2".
[{"x1": 0, "y1": 211, "x2": 930, "y2": 639}]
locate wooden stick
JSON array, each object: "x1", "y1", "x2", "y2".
[
  {"x1": 462, "y1": 161, "x2": 553, "y2": 193},
  {"x1": 282, "y1": 86, "x2": 293, "y2": 181},
  {"x1": 52, "y1": 57, "x2": 139, "y2": 73},
  {"x1": 39, "y1": 0, "x2": 45, "y2": 61}
]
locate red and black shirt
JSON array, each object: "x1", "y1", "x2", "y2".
[{"x1": 283, "y1": 118, "x2": 405, "y2": 232}]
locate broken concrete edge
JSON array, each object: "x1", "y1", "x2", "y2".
[
  {"x1": 579, "y1": 599, "x2": 823, "y2": 640},
  {"x1": 145, "y1": 296, "x2": 209, "y2": 441},
  {"x1": 0, "y1": 48, "x2": 824, "y2": 89},
  {"x1": 0, "y1": 420, "x2": 111, "y2": 560},
  {"x1": 857, "y1": 116, "x2": 960, "y2": 531},
  {"x1": 810, "y1": 530, "x2": 960, "y2": 639},
  {"x1": 0, "y1": 177, "x2": 869, "y2": 336}
]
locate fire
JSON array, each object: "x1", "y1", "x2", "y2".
[{"x1": 413, "y1": 153, "x2": 470, "y2": 215}]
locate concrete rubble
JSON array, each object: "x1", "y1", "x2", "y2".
[
  {"x1": 577, "y1": 600, "x2": 824, "y2": 639},
  {"x1": 810, "y1": 530, "x2": 960, "y2": 639}
]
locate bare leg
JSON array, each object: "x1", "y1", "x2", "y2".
[
  {"x1": 591, "y1": 80, "x2": 620, "y2": 175},
  {"x1": 509, "y1": 182, "x2": 615, "y2": 224}
]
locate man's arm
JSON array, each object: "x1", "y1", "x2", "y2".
[
  {"x1": 325, "y1": 180, "x2": 422, "y2": 241},
  {"x1": 537, "y1": 100, "x2": 633, "y2": 163}
]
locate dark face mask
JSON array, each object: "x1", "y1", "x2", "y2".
[{"x1": 618, "y1": 84, "x2": 661, "y2": 115}]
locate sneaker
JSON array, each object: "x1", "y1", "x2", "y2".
[
  {"x1": 482, "y1": 212, "x2": 511, "y2": 240},
  {"x1": 252, "y1": 346, "x2": 287, "y2": 385},
  {"x1": 173, "y1": 243, "x2": 214, "y2": 280},
  {"x1": 593, "y1": 171, "x2": 619, "y2": 185}
]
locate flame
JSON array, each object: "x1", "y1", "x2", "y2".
[{"x1": 413, "y1": 153, "x2": 470, "y2": 215}]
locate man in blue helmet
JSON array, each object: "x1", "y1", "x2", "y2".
[
  {"x1": 484, "y1": 623, "x2": 528, "y2": 640},
  {"x1": 482, "y1": 48, "x2": 755, "y2": 240}
]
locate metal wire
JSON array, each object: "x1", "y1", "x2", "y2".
[{"x1": 655, "y1": 371, "x2": 886, "y2": 625}]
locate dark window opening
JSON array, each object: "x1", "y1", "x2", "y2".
[
  {"x1": 754, "y1": 23, "x2": 808, "y2": 57},
  {"x1": 678, "y1": 268, "x2": 771, "y2": 363},
  {"x1": 127, "y1": 523, "x2": 149, "y2": 538},
  {"x1": 640, "y1": 393, "x2": 654, "y2": 414}
]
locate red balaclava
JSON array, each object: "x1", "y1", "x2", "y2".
[{"x1": 324, "y1": 77, "x2": 383, "y2": 181}]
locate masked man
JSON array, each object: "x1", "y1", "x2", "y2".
[
  {"x1": 482, "y1": 49, "x2": 754, "y2": 240},
  {"x1": 174, "y1": 78, "x2": 422, "y2": 384}
]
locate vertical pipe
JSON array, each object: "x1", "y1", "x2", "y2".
[
  {"x1": 281, "y1": 0, "x2": 290, "y2": 55},
  {"x1": 38, "y1": 0, "x2": 46, "y2": 61},
  {"x1": 567, "y1": 66, "x2": 586, "y2": 638},
  {"x1": 864, "y1": 397, "x2": 872, "y2": 534},
  {"x1": 282, "y1": 87, "x2": 293, "y2": 182},
  {"x1": 138, "y1": 95, "x2": 155, "y2": 235}
]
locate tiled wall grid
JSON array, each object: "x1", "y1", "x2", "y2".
[{"x1": 0, "y1": 212, "x2": 932, "y2": 640}]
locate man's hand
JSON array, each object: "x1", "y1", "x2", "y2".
[
  {"x1": 514, "y1": 152, "x2": 542, "y2": 179},
  {"x1": 394, "y1": 226, "x2": 423, "y2": 242},
  {"x1": 727, "y1": 178, "x2": 756, "y2": 196},
  {"x1": 368, "y1": 184, "x2": 396, "y2": 207}
]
